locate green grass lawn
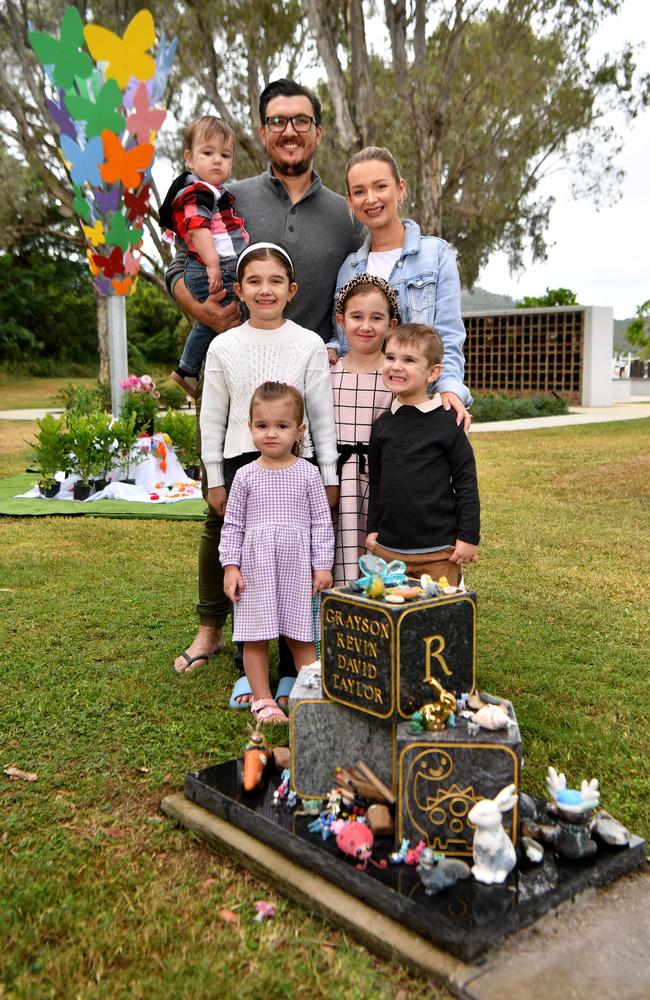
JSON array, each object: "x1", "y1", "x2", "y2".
[
  {"x1": 1, "y1": 418, "x2": 649, "y2": 998},
  {"x1": 0, "y1": 375, "x2": 97, "y2": 411}
]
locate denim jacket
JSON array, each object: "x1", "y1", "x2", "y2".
[{"x1": 327, "y1": 219, "x2": 471, "y2": 405}]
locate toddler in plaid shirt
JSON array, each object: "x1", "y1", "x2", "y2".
[{"x1": 159, "y1": 115, "x2": 249, "y2": 398}]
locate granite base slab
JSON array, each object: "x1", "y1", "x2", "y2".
[{"x1": 183, "y1": 760, "x2": 646, "y2": 963}]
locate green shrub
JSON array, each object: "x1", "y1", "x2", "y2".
[
  {"x1": 29, "y1": 414, "x2": 68, "y2": 488},
  {"x1": 58, "y1": 381, "x2": 110, "y2": 416},
  {"x1": 65, "y1": 412, "x2": 114, "y2": 485},
  {"x1": 157, "y1": 378, "x2": 190, "y2": 410},
  {"x1": 471, "y1": 394, "x2": 569, "y2": 423},
  {"x1": 155, "y1": 409, "x2": 198, "y2": 467}
]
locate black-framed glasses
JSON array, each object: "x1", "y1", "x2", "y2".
[{"x1": 264, "y1": 114, "x2": 316, "y2": 133}]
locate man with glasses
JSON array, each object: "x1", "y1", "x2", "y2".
[{"x1": 167, "y1": 79, "x2": 362, "y2": 685}]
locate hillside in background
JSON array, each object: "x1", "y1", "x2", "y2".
[
  {"x1": 462, "y1": 288, "x2": 636, "y2": 353},
  {"x1": 461, "y1": 287, "x2": 516, "y2": 311}
]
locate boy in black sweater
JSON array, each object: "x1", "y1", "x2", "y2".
[{"x1": 366, "y1": 323, "x2": 480, "y2": 586}]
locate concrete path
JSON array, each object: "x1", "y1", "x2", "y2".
[
  {"x1": 470, "y1": 400, "x2": 650, "y2": 433},
  {"x1": 2, "y1": 400, "x2": 649, "y2": 432},
  {"x1": 0, "y1": 408, "x2": 64, "y2": 420}
]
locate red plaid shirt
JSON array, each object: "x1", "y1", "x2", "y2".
[{"x1": 160, "y1": 172, "x2": 249, "y2": 262}]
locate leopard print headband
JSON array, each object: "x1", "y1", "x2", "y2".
[{"x1": 336, "y1": 273, "x2": 401, "y2": 323}]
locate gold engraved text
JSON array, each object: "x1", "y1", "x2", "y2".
[{"x1": 422, "y1": 634, "x2": 452, "y2": 681}]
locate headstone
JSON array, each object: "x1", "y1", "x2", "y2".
[
  {"x1": 289, "y1": 666, "x2": 394, "y2": 799},
  {"x1": 396, "y1": 703, "x2": 522, "y2": 857},
  {"x1": 321, "y1": 587, "x2": 476, "y2": 721}
]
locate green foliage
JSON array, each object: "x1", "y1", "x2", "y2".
[
  {"x1": 110, "y1": 412, "x2": 139, "y2": 476},
  {"x1": 517, "y1": 288, "x2": 579, "y2": 308},
  {"x1": 57, "y1": 381, "x2": 110, "y2": 416},
  {"x1": 0, "y1": 245, "x2": 96, "y2": 366},
  {"x1": 626, "y1": 299, "x2": 650, "y2": 349},
  {"x1": 29, "y1": 414, "x2": 68, "y2": 487},
  {"x1": 126, "y1": 279, "x2": 185, "y2": 370},
  {"x1": 156, "y1": 377, "x2": 190, "y2": 410},
  {"x1": 471, "y1": 394, "x2": 569, "y2": 423},
  {"x1": 155, "y1": 409, "x2": 198, "y2": 467},
  {"x1": 64, "y1": 411, "x2": 114, "y2": 484},
  {"x1": 119, "y1": 388, "x2": 158, "y2": 434}
]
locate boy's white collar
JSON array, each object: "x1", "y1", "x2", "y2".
[{"x1": 391, "y1": 392, "x2": 443, "y2": 413}]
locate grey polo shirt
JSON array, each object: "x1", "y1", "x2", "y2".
[{"x1": 165, "y1": 165, "x2": 363, "y2": 342}]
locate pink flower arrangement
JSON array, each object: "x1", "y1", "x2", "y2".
[{"x1": 120, "y1": 374, "x2": 160, "y2": 398}]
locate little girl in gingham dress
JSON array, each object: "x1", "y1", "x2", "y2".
[{"x1": 220, "y1": 382, "x2": 334, "y2": 726}]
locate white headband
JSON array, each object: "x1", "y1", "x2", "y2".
[{"x1": 236, "y1": 242, "x2": 294, "y2": 278}]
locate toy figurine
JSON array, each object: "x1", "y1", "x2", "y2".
[
  {"x1": 417, "y1": 848, "x2": 470, "y2": 894},
  {"x1": 468, "y1": 784, "x2": 518, "y2": 884},
  {"x1": 420, "y1": 573, "x2": 442, "y2": 597},
  {"x1": 334, "y1": 818, "x2": 388, "y2": 871},
  {"x1": 420, "y1": 675, "x2": 457, "y2": 730},
  {"x1": 350, "y1": 554, "x2": 408, "y2": 597},
  {"x1": 531, "y1": 765, "x2": 601, "y2": 860},
  {"x1": 461, "y1": 703, "x2": 511, "y2": 732},
  {"x1": 242, "y1": 729, "x2": 269, "y2": 792}
]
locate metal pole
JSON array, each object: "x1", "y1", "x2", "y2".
[{"x1": 107, "y1": 295, "x2": 129, "y2": 416}]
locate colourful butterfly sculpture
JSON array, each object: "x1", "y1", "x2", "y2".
[
  {"x1": 65, "y1": 79, "x2": 125, "y2": 139},
  {"x1": 60, "y1": 134, "x2": 104, "y2": 186},
  {"x1": 126, "y1": 82, "x2": 166, "y2": 144},
  {"x1": 100, "y1": 130, "x2": 154, "y2": 189},
  {"x1": 106, "y1": 211, "x2": 143, "y2": 253},
  {"x1": 84, "y1": 9, "x2": 156, "y2": 89},
  {"x1": 29, "y1": 6, "x2": 174, "y2": 297},
  {"x1": 28, "y1": 6, "x2": 93, "y2": 90}
]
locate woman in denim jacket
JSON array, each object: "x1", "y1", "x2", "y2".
[{"x1": 327, "y1": 147, "x2": 471, "y2": 430}]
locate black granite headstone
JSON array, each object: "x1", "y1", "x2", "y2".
[
  {"x1": 321, "y1": 587, "x2": 476, "y2": 721},
  {"x1": 396, "y1": 707, "x2": 522, "y2": 856}
]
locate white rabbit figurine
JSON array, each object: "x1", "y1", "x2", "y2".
[{"x1": 468, "y1": 784, "x2": 518, "y2": 884}]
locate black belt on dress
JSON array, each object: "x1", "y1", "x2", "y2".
[{"x1": 336, "y1": 442, "x2": 369, "y2": 477}]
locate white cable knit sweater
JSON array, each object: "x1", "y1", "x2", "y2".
[{"x1": 200, "y1": 319, "x2": 339, "y2": 488}]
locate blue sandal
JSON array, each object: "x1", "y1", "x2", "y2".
[
  {"x1": 274, "y1": 676, "x2": 295, "y2": 707},
  {"x1": 229, "y1": 674, "x2": 253, "y2": 708}
]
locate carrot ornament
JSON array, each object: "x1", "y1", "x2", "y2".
[{"x1": 242, "y1": 729, "x2": 269, "y2": 792}]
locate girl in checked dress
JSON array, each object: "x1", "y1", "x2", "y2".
[
  {"x1": 219, "y1": 383, "x2": 334, "y2": 726},
  {"x1": 330, "y1": 275, "x2": 399, "y2": 584}
]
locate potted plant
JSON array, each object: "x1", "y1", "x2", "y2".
[
  {"x1": 119, "y1": 374, "x2": 160, "y2": 435},
  {"x1": 89, "y1": 412, "x2": 116, "y2": 491},
  {"x1": 65, "y1": 412, "x2": 110, "y2": 500},
  {"x1": 155, "y1": 409, "x2": 199, "y2": 479},
  {"x1": 30, "y1": 414, "x2": 67, "y2": 497},
  {"x1": 110, "y1": 412, "x2": 140, "y2": 483}
]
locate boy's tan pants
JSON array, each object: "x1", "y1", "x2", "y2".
[{"x1": 371, "y1": 542, "x2": 462, "y2": 588}]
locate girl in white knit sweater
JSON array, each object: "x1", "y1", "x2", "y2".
[{"x1": 200, "y1": 243, "x2": 339, "y2": 519}]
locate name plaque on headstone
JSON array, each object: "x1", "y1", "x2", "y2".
[
  {"x1": 396, "y1": 711, "x2": 521, "y2": 857},
  {"x1": 321, "y1": 588, "x2": 477, "y2": 720}
]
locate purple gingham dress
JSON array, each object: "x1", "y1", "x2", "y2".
[{"x1": 219, "y1": 459, "x2": 335, "y2": 642}]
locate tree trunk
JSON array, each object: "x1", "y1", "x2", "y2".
[
  {"x1": 349, "y1": 0, "x2": 374, "y2": 145},
  {"x1": 303, "y1": 0, "x2": 361, "y2": 150},
  {"x1": 96, "y1": 295, "x2": 110, "y2": 384}
]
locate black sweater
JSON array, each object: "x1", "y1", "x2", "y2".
[{"x1": 367, "y1": 404, "x2": 480, "y2": 550}]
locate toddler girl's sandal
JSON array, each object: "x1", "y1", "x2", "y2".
[{"x1": 251, "y1": 698, "x2": 289, "y2": 726}]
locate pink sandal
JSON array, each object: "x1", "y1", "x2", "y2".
[{"x1": 251, "y1": 698, "x2": 289, "y2": 725}]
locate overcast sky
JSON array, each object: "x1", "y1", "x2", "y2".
[{"x1": 477, "y1": 0, "x2": 650, "y2": 319}]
